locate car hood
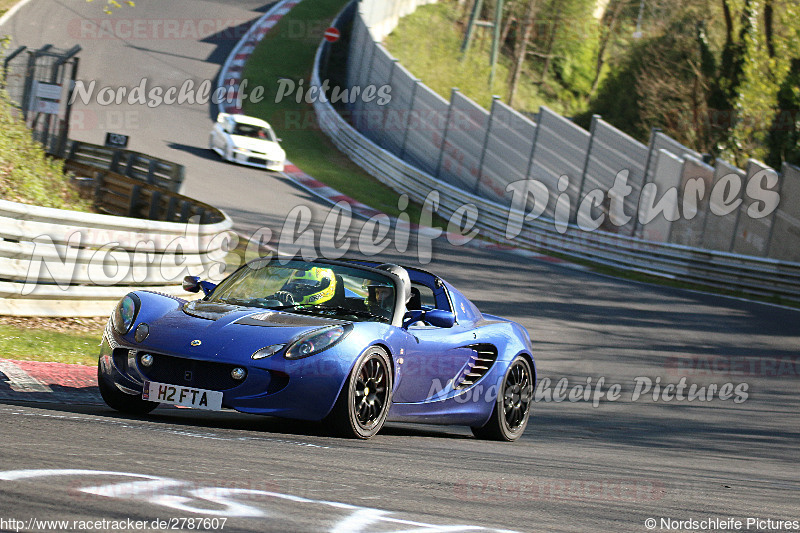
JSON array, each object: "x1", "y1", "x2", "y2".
[
  {"x1": 229, "y1": 135, "x2": 284, "y2": 156},
  {"x1": 138, "y1": 300, "x2": 345, "y2": 360}
]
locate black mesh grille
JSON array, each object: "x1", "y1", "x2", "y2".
[
  {"x1": 138, "y1": 353, "x2": 243, "y2": 391},
  {"x1": 454, "y1": 344, "x2": 498, "y2": 389}
]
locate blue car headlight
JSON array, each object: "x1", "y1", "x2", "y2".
[
  {"x1": 112, "y1": 294, "x2": 140, "y2": 334},
  {"x1": 285, "y1": 324, "x2": 352, "y2": 360}
]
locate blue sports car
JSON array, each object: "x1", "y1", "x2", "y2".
[{"x1": 98, "y1": 258, "x2": 536, "y2": 440}]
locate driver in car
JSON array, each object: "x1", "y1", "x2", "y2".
[
  {"x1": 365, "y1": 283, "x2": 395, "y2": 319},
  {"x1": 269, "y1": 267, "x2": 337, "y2": 305}
]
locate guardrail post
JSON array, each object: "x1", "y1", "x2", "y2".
[
  {"x1": 474, "y1": 95, "x2": 500, "y2": 194},
  {"x1": 148, "y1": 190, "x2": 162, "y2": 220},
  {"x1": 380, "y1": 58, "x2": 400, "y2": 148},
  {"x1": 109, "y1": 150, "x2": 122, "y2": 173},
  {"x1": 166, "y1": 196, "x2": 180, "y2": 222},
  {"x1": 435, "y1": 88, "x2": 458, "y2": 179},
  {"x1": 576, "y1": 114, "x2": 600, "y2": 222},
  {"x1": 128, "y1": 185, "x2": 142, "y2": 217},
  {"x1": 147, "y1": 159, "x2": 158, "y2": 185},
  {"x1": 525, "y1": 107, "x2": 542, "y2": 181},
  {"x1": 398, "y1": 79, "x2": 419, "y2": 160},
  {"x1": 179, "y1": 200, "x2": 192, "y2": 222},
  {"x1": 125, "y1": 153, "x2": 140, "y2": 179},
  {"x1": 93, "y1": 170, "x2": 107, "y2": 206},
  {"x1": 632, "y1": 127, "x2": 661, "y2": 238}
]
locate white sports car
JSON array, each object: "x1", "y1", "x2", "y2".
[{"x1": 209, "y1": 113, "x2": 286, "y2": 171}]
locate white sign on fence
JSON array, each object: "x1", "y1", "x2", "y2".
[{"x1": 34, "y1": 82, "x2": 62, "y2": 101}]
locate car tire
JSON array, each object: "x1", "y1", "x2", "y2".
[
  {"x1": 97, "y1": 367, "x2": 159, "y2": 415},
  {"x1": 325, "y1": 346, "x2": 393, "y2": 439},
  {"x1": 471, "y1": 356, "x2": 533, "y2": 441}
]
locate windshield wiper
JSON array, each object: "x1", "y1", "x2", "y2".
[
  {"x1": 268, "y1": 303, "x2": 308, "y2": 311},
  {"x1": 303, "y1": 305, "x2": 389, "y2": 322}
]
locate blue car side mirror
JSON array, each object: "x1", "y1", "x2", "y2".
[
  {"x1": 182, "y1": 276, "x2": 200, "y2": 293},
  {"x1": 183, "y1": 276, "x2": 217, "y2": 297}
]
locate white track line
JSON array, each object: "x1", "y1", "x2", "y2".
[{"x1": 0, "y1": 360, "x2": 52, "y2": 393}]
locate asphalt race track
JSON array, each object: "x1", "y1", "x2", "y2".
[{"x1": 2, "y1": 1, "x2": 800, "y2": 532}]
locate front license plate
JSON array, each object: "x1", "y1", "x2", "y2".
[{"x1": 143, "y1": 381, "x2": 223, "y2": 411}]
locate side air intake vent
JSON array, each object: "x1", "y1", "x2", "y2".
[{"x1": 454, "y1": 344, "x2": 498, "y2": 389}]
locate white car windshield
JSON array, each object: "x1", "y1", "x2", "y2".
[{"x1": 232, "y1": 123, "x2": 276, "y2": 142}]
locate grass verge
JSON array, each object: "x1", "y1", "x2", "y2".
[
  {"x1": 0, "y1": 318, "x2": 105, "y2": 366},
  {"x1": 0, "y1": 79, "x2": 92, "y2": 211},
  {"x1": 383, "y1": 1, "x2": 568, "y2": 116},
  {"x1": 0, "y1": 0, "x2": 18, "y2": 16}
]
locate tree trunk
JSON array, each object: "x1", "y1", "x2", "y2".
[
  {"x1": 507, "y1": 0, "x2": 538, "y2": 106},
  {"x1": 590, "y1": 0, "x2": 624, "y2": 97},
  {"x1": 500, "y1": 15, "x2": 515, "y2": 48},
  {"x1": 540, "y1": 1, "x2": 562, "y2": 81},
  {"x1": 764, "y1": 0, "x2": 774, "y2": 58}
]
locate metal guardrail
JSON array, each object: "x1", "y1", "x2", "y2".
[
  {"x1": 0, "y1": 147, "x2": 229, "y2": 317},
  {"x1": 310, "y1": 23, "x2": 800, "y2": 304},
  {"x1": 65, "y1": 161, "x2": 222, "y2": 224},
  {"x1": 67, "y1": 141, "x2": 185, "y2": 193},
  {"x1": 0, "y1": 194, "x2": 233, "y2": 317}
]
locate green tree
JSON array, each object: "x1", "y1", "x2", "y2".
[{"x1": 766, "y1": 58, "x2": 800, "y2": 168}]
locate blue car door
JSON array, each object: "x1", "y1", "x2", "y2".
[{"x1": 393, "y1": 323, "x2": 478, "y2": 403}]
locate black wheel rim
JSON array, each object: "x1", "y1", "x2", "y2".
[
  {"x1": 353, "y1": 355, "x2": 388, "y2": 429},
  {"x1": 502, "y1": 361, "x2": 532, "y2": 431}
]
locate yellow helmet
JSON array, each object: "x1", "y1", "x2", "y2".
[{"x1": 283, "y1": 267, "x2": 336, "y2": 305}]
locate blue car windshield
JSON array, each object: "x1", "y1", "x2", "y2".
[{"x1": 206, "y1": 260, "x2": 398, "y2": 323}]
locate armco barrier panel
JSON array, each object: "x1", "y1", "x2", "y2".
[
  {"x1": 437, "y1": 90, "x2": 488, "y2": 193},
  {"x1": 701, "y1": 159, "x2": 745, "y2": 252},
  {"x1": 768, "y1": 163, "x2": 800, "y2": 262},
  {"x1": 67, "y1": 141, "x2": 185, "y2": 193},
  {"x1": 530, "y1": 106, "x2": 589, "y2": 219},
  {"x1": 579, "y1": 117, "x2": 648, "y2": 235},
  {"x1": 637, "y1": 149, "x2": 682, "y2": 243},
  {"x1": 732, "y1": 160, "x2": 779, "y2": 257},
  {"x1": 476, "y1": 99, "x2": 536, "y2": 205},
  {"x1": 667, "y1": 156, "x2": 715, "y2": 247},
  {"x1": 381, "y1": 61, "x2": 416, "y2": 156},
  {"x1": 401, "y1": 83, "x2": 449, "y2": 177},
  {"x1": 645, "y1": 131, "x2": 702, "y2": 186},
  {"x1": 360, "y1": 44, "x2": 394, "y2": 140}
]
